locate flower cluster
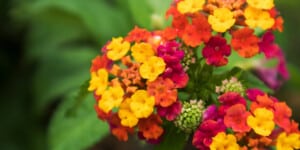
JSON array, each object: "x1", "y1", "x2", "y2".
[
  {"x1": 87, "y1": 0, "x2": 299, "y2": 149},
  {"x1": 193, "y1": 82, "x2": 300, "y2": 150},
  {"x1": 88, "y1": 31, "x2": 188, "y2": 142}
]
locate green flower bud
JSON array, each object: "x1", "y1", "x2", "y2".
[
  {"x1": 216, "y1": 77, "x2": 245, "y2": 96},
  {"x1": 174, "y1": 100, "x2": 204, "y2": 133}
]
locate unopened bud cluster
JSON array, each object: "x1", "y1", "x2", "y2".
[
  {"x1": 216, "y1": 77, "x2": 245, "y2": 96},
  {"x1": 174, "y1": 100, "x2": 204, "y2": 133}
]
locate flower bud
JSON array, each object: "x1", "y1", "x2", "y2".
[
  {"x1": 174, "y1": 100, "x2": 204, "y2": 133},
  {"x1": 216, "y1": 77, "x2": 245, "y2": 96}
]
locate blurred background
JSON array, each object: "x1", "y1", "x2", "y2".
[{"x1": 0, "y1": 0, "x2": 299, "y2": 150}]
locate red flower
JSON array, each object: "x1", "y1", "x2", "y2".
[
  {"x1": 109, "y1": 114, "x2": 134, "y2": 141},
  {"x1": 269, "y1": 8, "x2": 284, "y2": 32},
  {"x1": 182, "y1": 14, "x2": 211, "y2": 47},
  {"x1": 94, "y1": 104, "x2": 112, "y2": 121},
  {"x1": 171, "y1": 14, "x2": 188, "y2": 37},
  {"x1": 90, "y1": 55, "x2": 112, "y2": 72},
  {"x1": 202, "y1": 36, "x2": 231, "y2": 66},
  {"x1": 224, "y1": 104, "x2": 251, "y2": 132},
  {"x1": 125, "y1": 26, "x2": 151, "y2": 43},
  {"x1": 231, "y1": 27, "x2": 259, "y2": 58}
]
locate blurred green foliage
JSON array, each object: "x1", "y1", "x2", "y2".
[{"x1": 0, "y1": 0, "x2": 299, "y2": 150}]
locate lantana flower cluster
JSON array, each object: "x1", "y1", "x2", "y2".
[
  {"x1": 193, "y1": 80, "x2": 300, "y2": 150},
  {"x1": 87, "y1": 0, "x2": 300, "y2": 149}
]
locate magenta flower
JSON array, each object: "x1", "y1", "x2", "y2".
[
  {"x1": 203, "y1": 105, "x2": 219, "y2": 121},
  {"x1": 257, "y1": 31, "x2": 289, "y2": 89},
  {"x1": 157, "y1": 41, "x2": 189, "y2": 88},
  {"x1": 157, "y1": 101, "x2": 182, "y2": 121},
  {"x1": 246, "y1": 88, "x2": 264, "y2": 101},
  {"x1": 202, "y1": 36, "x2": 231, "y2": 67},
  {"x1": 157, "y1": 41, "x2": 184, "y2": 64},
  {"x1": 192, "y1": 120, "x2": 226, "y2": 150}
]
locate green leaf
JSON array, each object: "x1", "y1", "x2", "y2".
[
  {"x1": 66, "y1": 80, "x2": 90, "y2": 117},
  {"x1": 33, "y1": 48, "x2": 96, "y2": 112},
  {"x1": 154, "y1": 124, "x2": 187, "y2": 150},
  {"x1": 286, "y1": 63, "x2": 300, "y2": 89},
  {"x1": 239, "y1": 71, "x2": 273, "y2": 93},
  {"x1": 28, "y1": 0, "x2": 131, "y2": 41},
  {"x1": 48, "y1": 91, "x2": 109, "y2": 150}
]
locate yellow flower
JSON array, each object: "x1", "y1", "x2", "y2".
[
  {"x1": 88, "y1": 69, "x2": 108, "y2": 95},
  {"x1": 177, "y1": 0, "x2": 205, "y2": 14},
  {"x1": 244, "y1": 6, "x2": 275, "y2": 30},
  {"x1": 131, "y1": 42, "x2": 154, "y2": 63},
  {"x1": 130, "y1": 90, "x2": 155, "y2": 118},
  {"x1": 277, "y1": 132, "x2": 300, "y2": 150},
  {"x1": 247, "y1": 108, "x2": 275, "y2": 136},
  {"x1": 208, "y1": 7, "x2": 236, "y2": 33},
  {"x1": 210, "y1": 132, "x2": 239, "y2": 150},
  {"x1": 98, "y1": 86, "x2": 124, "y2": 113},
  {"x1": 107, "y1": 37, "x2": 130, "y2": 61},
  {"x1": 118, "y1": 98, "x2": 138, "y2": 127},
  {"x1": 139, "y1": 56, "x2": 165, "y2": 81},
  {"x1": 247, "y1": 0, "x2": 274, "y2": 10}
]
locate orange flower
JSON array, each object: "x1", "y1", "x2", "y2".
[
  {"x1": 147, "y1": 77, "x2": 177, "y2": 107},
  {"x1": 231, "y1": 27, "x2": 259, "y2": 58},
  {"x1": 156, "y1": 27, "x2": 177, "y2": 41},
  {"x1": 120, "y1": 63, "x2": 144, "y2": 92},
  {"x1": 204, "y1": 0, "x2": 245, "y2": 19},
  {"x1": 182, "y1": 14, "x2": 211, "y2": 47},
  {"x1": 248, "y1": 136, "x2": 272, "y2": 149},
  {"x1": 250, "y1": 94, "x2": 274, "y2": 112},
  {"x1": 224, "y1": 104, "x2": 251, "y2": 132},
  {"x1": 269, "y1": 8, "x2": 284, "y2": 32},
  {"x1": 274, "y1": 102, "x2": 292, "y2": 132},
  {"x1": 166, "y1": 6, "x2": 189, "y2": 36},
  {"x1": 125, "y1": 26, "x2": 151, "y2": 43},
  {"x1": 138, "y1": 114, "x2": 164, "y2": 140},
  {"x1": 109, "y1": 114, "x2": 134, "y2": 141}
]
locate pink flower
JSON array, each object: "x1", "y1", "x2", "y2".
[
  {"x1": 157, "y1": 101, "x2": 182, "y2": 121},
  {"x1": 202, "y1": 36, "x2": 231, "y2": 67}
]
